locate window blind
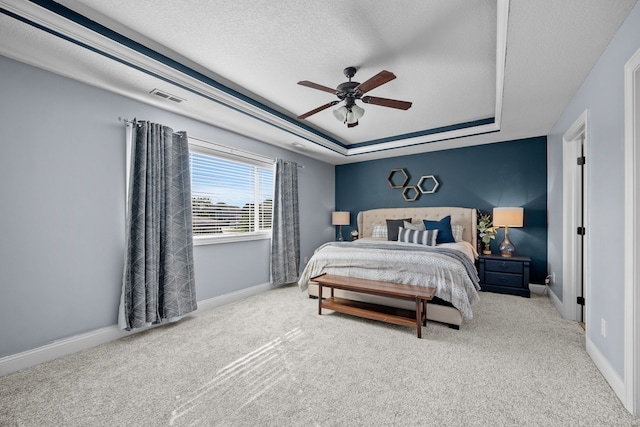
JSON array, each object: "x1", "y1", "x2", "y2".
[{"x1": 189, "y1": 141, "x2": 274, "y2": 244}]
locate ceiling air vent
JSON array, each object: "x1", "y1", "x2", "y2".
[{"x1": 150, "y1": 88, "x2": 185, "y2": 104}]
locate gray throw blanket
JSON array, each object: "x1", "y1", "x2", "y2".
[{"x1": 298, "y1": 240, "x2": 480, "y2": 319}]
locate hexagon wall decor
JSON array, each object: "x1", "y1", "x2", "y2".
[
  {"x1": 417, "y1": 175, "x2": 440, "y2": 194},
  {"x1": 387, "y1": 168, "x2": 409, "y2": 188},
  {"x1": 402, "y1": 186, "x2": 420, "y2": 202}
]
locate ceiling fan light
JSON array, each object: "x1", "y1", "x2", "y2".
[
  {"x1": 345, "y1": 105, "x2": 364, "y2": 125},
  {"x1": 351, "y1": 104, "x2": 365, "y2": 120},
  {"x1": 333, "y1": 104, "x2": 364, "y2": 126},
  {"x1": 333, "y1": 106, "x2": 348, "y2": 122}
]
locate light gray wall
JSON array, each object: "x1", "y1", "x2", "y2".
[
  {"x1": 0, "y1": 56, "x2": 334, "y2": 358},
  {"x1": 547, "y1": 1, "x2": 640, "y2": 377}
]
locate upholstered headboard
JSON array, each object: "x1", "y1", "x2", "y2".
[{"x1": 357, "y1": 207, "x2": 477, "y2": 248}]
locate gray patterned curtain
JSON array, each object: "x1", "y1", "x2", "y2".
[
  {"x1": 118, "y1": 120, "x2": 197, "y2": 330},
  {"x1": 270, "y1": 159, "x2": 300, "y2": 286}
]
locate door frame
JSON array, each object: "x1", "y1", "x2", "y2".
[
  {"x1": 623, "y1": 46, "x2": 640, "y2": 416},
  {"x1": 562, "y1": 110, "x2": 589, "y2": 323}
]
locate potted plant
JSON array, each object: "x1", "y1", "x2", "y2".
[{"x1": 478, "y1": 212, "x2": 498, "y2": 254}]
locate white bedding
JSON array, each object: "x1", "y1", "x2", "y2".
[{"x1": 298, "y1": 239, "x2": 480, "y2": 320}]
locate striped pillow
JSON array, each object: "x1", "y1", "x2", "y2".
[{"x1": 397, "y1": 227, "x2": 438, "y2": 246}]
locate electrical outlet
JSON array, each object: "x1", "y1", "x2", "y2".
[{"x1": 601, "y1": 318, "x2": 607, "y2": 338}]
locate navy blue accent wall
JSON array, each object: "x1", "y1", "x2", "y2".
[{"x1": 335, "y1": 136, "x2": 548, "y2": 284}]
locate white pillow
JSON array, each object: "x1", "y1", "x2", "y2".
[
  {"x1": 451, "y1": 225, "x2": 464, "y2": 242},
  {"x1": 403, "y1": 220, "x2": 426, "y2": 231},
  {"x1": 397, "y1": 227, "x2": 438, "y2": 246},
  {"x1": 371, "y1": 223, "x2": 388, "y2": 239}
]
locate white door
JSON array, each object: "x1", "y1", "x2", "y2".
[
  {"x1": 562, "y1": 111, "x2": 588, "y2": 324},
  {"x1": 576, "y1": 137, "x2": 585, "y2": 324},
  {"x1": 624, "y1": 47, "x2": 640, "y2": 416}
]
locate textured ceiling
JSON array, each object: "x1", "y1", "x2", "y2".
[
  {"x1": 0, "y1": 0, "x2": 637, "y2": 164},
  {"x1": 80, "y1": 0, "x2": 497, "y2": 140}
]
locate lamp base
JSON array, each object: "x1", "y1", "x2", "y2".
[{"x1": 499, "y1": 237, "x2": 515, "y2": 257}]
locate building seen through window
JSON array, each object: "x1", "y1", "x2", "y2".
[{"x1": 189, "y1": 143, "x2": 273, "y2": 243}]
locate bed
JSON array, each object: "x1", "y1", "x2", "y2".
[{"x1": 298, "y1": 207, "x2": 480, "y2": 329}]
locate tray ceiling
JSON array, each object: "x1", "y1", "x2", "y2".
[{"x1": 0, "y1": 0, "x2": 636, "y2": 164}]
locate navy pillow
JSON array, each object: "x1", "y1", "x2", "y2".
[
  {"x1": 423, "y1": 216, "x2": 455, "y2": 244},
  {"x1": 386, "y1": 218, "x2": 411, "y2": 241}
]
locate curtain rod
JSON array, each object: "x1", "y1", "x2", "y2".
[
  {"x1": 119, "y1": 116, "x2": 139, "y2": 126},
  {"x1": 283, "y1": 160, "x2": 304, "y2": 169},
  {"x1": 119, "y1": 117, "x2": 304, "y2": 168}
]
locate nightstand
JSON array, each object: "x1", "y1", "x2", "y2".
[{"x1": 478, "y1": 254, "x2": 531, "y2": 298}]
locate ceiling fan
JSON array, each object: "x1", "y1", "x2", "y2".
[{"x1": 297, "y1": 67, "x2": 412, "y2": 128}]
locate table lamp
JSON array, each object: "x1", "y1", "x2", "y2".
[
  {"x1": 332, "y1": 211, "x2": 350, "y2": 241},
  {"x1": 492, "y1": 207, "x2": 524, "y2": 257}
]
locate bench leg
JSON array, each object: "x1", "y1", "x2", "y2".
[
  {"x1": 415, "y1": 298, "x2": 422, "y2": 339},
  {"x1": 318, "y1": 285, "x2": 323, "y2": 315},
  {"x1": 422, "y1": 301, "x2": 427, "y2": 326}
]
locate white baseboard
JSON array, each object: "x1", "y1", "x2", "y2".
[
  {"x1": 548, "y1": 286, "x2": 563, "y2": 316},
  {"x1": 544, "y1": 288, "x2": 627, "y2": 409},
  {"x1": 0, "y1": 282, "x2": 272, "y2": 377},
  {"x1": 0, "y1": 325, "x2": 137, "y2": 377},
  {"x1": 196, "y1": 282, "x2": 272, "y2": 312},
  {"x1": 586, "y1": 336, "x2": 626, "y2": 404},
  {"x1": 529, "y1": 283, "x2": 547, "y2": 295}
]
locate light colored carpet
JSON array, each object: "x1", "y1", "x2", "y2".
[{"x1": 1, "y1": 285, "x2": 638, "y2": 426}]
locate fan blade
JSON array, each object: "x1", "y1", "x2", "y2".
[
  {"x1": 347, "y1": 120, "x2": 359, "y2": 128},
  {"x1": 362, "y1": 96, "x2": 412, "y2": 110},
  {"x1": 354, "y1": 70, "x2": 396, "y2": 94},
  {"x1": 297, "y1": 80, "x2": 340, "y2": 95},
  {"x1": 297, "y1": 101, "x2": 339, "y2": 120}
]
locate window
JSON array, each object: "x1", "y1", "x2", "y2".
[{"x1": 189, "y1": 138, "x2": 274, "y2": 245}]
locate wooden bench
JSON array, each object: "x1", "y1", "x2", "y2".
[{"x1": 311, "y1": 273, "x2": 437, "y2": 338}]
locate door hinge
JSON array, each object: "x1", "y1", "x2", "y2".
[
  {"x1": 577, "y1": 226, "x2": 586, "y2": 235},
  {"x1": 577, "y1": 296, "x2": 585, "y2": 305},
  {"x1": 577, "y1": 156, "x2": 586, "y2": 166}
]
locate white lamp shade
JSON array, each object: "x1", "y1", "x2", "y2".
[
  {"x1": 333, "y1": 104, "x2": 364, "y2": 124},
  {"x1": 333, "y1": 106, "x2": 348, "y2": 122},
  {"x1": 493, "y1": 207, "x2": 524, "y2": 227},
  {"x1": 332, "y1": 211, "x2": 350, "y2": 226},
  {"x1": 349, "y1": 104, "x2": 365, "y2": 122}
]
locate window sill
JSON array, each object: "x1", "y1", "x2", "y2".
[{"x1": 193, "y1": 232, "x2": 272, "y2": 246}]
